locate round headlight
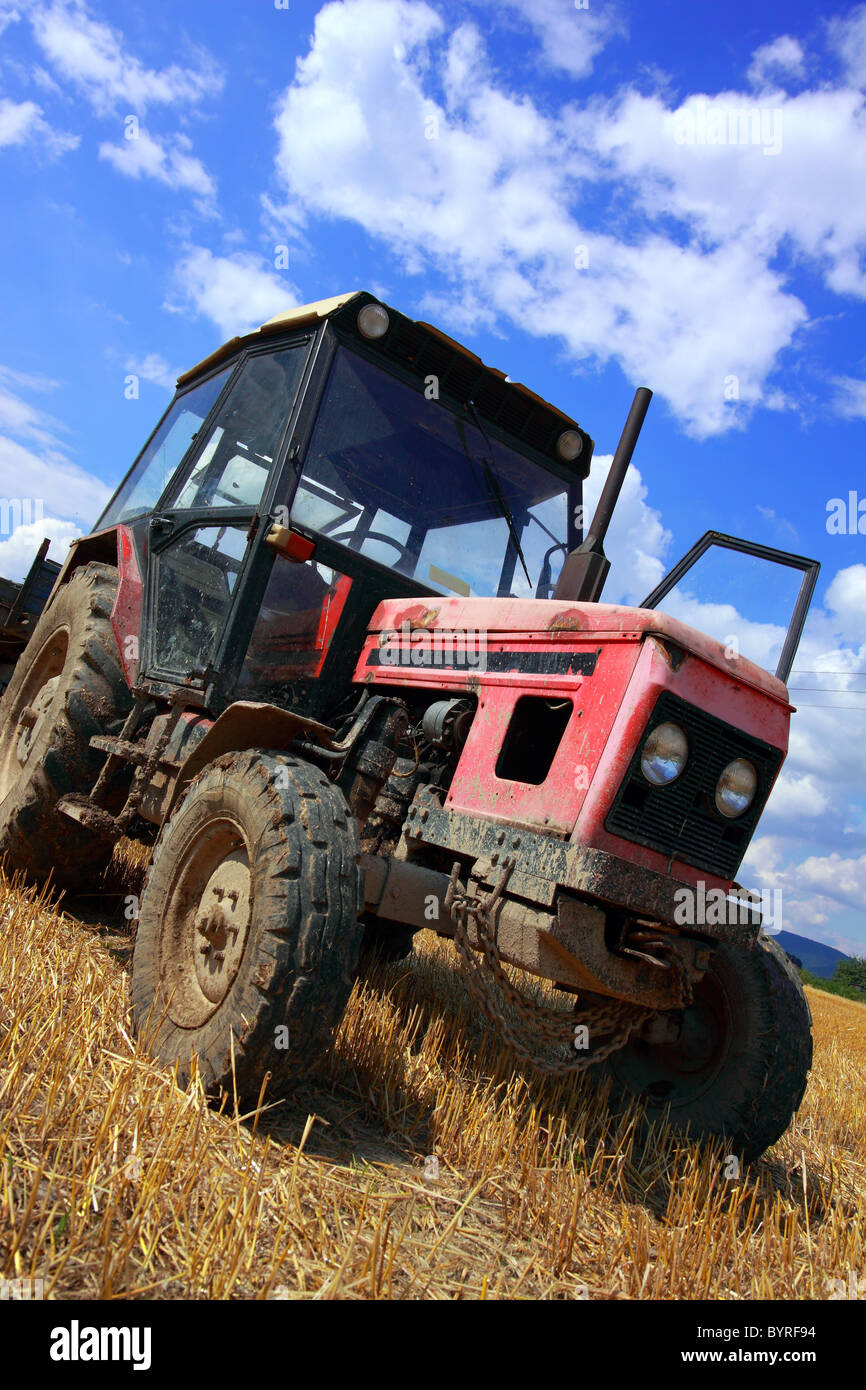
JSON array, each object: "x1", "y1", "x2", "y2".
[
  {"x1": 641, "y1": 722, "x2": 688, "y2": 786},
  {"x1": 556, "y1": 429, "x2": 584, "y2": 462},
  {"x1": 715, "y1": 758, "x2": 757, "y2": 819},
  {"x1": 357, "y1": 302, "x2": 390, "y2": 340}
]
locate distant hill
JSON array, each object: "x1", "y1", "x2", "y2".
[{"x1": 775, "y1": 930, "x2": 850, "y2": 979}]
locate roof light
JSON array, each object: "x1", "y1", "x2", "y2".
[
  {"x1": 556, "y1": 429, "x2": 583, "y2": 462},
  {"x1": 357, "y1": 302, "x2": 390, "y2": 340}
]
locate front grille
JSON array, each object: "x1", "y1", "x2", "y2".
[{"x1": 604, "y1": 692, "x2": 784, "y2": 879}]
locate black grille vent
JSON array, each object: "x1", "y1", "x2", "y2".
[{"x1": 605, "y1": 692, "x2": 784, "y2": 879}]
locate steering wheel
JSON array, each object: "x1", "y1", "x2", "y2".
[{"x1": 330, "y1": 529, "x2": 414, "y2": 570}]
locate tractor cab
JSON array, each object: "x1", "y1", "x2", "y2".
[{"x1": 94, "y1": 291, "x2": 591, "y2": 719}]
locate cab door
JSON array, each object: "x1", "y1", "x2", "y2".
[{"x1": 140, "y1": 341, "x2": 312, "y2": 696}]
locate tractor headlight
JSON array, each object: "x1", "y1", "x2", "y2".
[
  {"x1": 715, "y1": 758, "x2": 757, "y2": 819},
  {"x1": 556, "y1": 429, "x2": 584, "y2": 462},
  {"x1": 357, "y1": 302, "x2": 390, "y2": 340},
  {"x1": 640, "y1": 722, "x2": 688, "y2": 786}
]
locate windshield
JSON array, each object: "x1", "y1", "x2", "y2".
[
  {"x1": 98, "y1": 368, "x2": 232, "y2": 527},
  {"x1": 290, "y1": 347, "x2": 575, "y2": 598},
  {"x1": 98, "y1": 343, "x2": 309, "y2": 528}
]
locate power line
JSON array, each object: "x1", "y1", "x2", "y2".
[{"x1": 790, "y1": 700, "x2": 866, "y2": 710}]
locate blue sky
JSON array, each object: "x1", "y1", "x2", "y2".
[{"x1": 1, "y1": 0, "x2": 865, "y2": 952}]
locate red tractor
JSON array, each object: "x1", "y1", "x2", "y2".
[{"x1": 0, "y1": 292, "x2": 818, "y2": 1158}]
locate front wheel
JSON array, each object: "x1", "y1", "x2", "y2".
[
  {"x1": 131, "y1": 751, "x2": 364, "y2": 1100},
  {"x1": 596, "y1": 933, "x2": 813, "y2": 1160}
]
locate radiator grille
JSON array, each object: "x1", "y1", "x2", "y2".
[{"x1": 604, "y1": 691, "x2": 784, "y2": 878}]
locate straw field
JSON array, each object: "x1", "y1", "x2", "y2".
[{"x1": 1, "y1": 842, "x2": 863, "y2": 1301}]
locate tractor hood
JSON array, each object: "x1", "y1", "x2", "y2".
[{"x1": 367, "y1": 596, "x2": 791, "y2": 705}]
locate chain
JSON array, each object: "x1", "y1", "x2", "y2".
[{"x1": 444, "y1": 857, "x2": 672, "y2": 1077}]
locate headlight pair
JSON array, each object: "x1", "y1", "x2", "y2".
[{"x1": 639, "y1": 721, "x2": 758, "y2": 819}]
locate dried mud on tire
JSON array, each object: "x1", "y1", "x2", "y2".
[{"x1": 131, "y1": 751, "x2": 364, "y2": 1102}]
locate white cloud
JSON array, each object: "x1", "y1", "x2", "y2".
[
  {"x1": 0, "y1": 3, "x2": 19, "y2": 38},
  {"x1": 825, "y1": 564, "x2": 866, "y2": 643},
  {"x1": 763, "y1": 771, "x2": 830, "y2": 822},
  {"x1": 477, "y1": 0, "x2": 621, "y2": 79},
  {"x1": 269, "y1": 0, "x2": 866, "y2": 436},
  {"x1": 166, "y1": 247, "x2": 300, "y2": 339},
  {"x1": 827, "y1": 4, "x2": 866, "y2": 89},
  {"x1": 0, "y1": 370, "x2": 111, "y2": 540},
  {"x1": 0, "y1": 94, "x2": 78, "y2": 154},
  {"x1": 747, "y1": 35, "x2": 806, "y2": 89},
  {"x1": 582, "y1": 452, "x2": 670, "y2": 604},
  {"x1": 0, "y1": 431, "x2": 110, "y2": 532},
  {"x1": 125, "y1": 353, "x2": 179, "y2": 392},
  {"x1": 0, "y1": 365, "x2": 67, "y2": 449},
  {"x1": 796, "y1": 851, "x2": 866, "y2": 914},
  {"x1": 585, "y1": 86, "x2": 866, "y2": 300},
  {"x1": 99, "y1": 129, "x2": 216, "y2": 208},
  {"x1": 28, "y1": 0, "x2": 223, "y2": 116},
  {"x1": 0, "y1": 516, "x2": 80, "y2": 580},
  {"x1": 831, "y1": 375, "x2": 866, "y2": 419}
]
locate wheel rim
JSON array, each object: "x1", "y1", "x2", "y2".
[
  {"x1": 0, "y1": 628, "x2": 69, "y2": 803},
  {"x1": 158, "y1": 818, "x2": 253, "y2": 1029},
  {"x1": 610, "y1": 969, "x2": 733, "y2": 1110}
]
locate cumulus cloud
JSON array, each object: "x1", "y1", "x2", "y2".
[
  {"x1": 0, "y1": 515, "x2": 80, "y2": 579},
  {"x1": 0, "y1": 94, "x2": 78, "y2": 154},
  {"x1": 0, "y1": 431, "x2": 110, "y2": 535},
  {"x1": 99, "y1": 129, "x2": 216, "y2": 208},
  {"x1": 475, "y1": 0, "x2": 622, "y2": 79},
  {"x1": 268, "y1": 0, "x2": 866, "y2": 437},
  {"x1": 825, "y1": 564, "x2": 866, "y2": 642},
  {"x1": 27, "y1": 0, "x2": 223, "y2": 116},
  {"x1": 747, "y1": 35, "x2": 806, "y2": 89},
  {"x1": 582, "y1": 453, "x2": 670, "y2": 604},
  {"x1": 0, "y1": 371, "x2": 111, "y2": 569},
  {"x1": 827, "y1": 3, "x2": 866, "y2": 89},
  {"x1": 797, "y1": 850, "x2": 866, "y2": 911},
  {"x1": 166, "y1": 247, "x2": 300, "y2": 339}
]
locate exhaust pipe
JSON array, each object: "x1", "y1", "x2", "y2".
[{"x1": 553, "y1": 387, "x2": 653, "y2": 603}]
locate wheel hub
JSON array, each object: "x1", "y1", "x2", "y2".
[
  {"x1": 191, "y1": 850, "x2": 252, "y2": 1005},
  {"x1": 15, "y1": 676, "x2": 60, "y2": 767}
]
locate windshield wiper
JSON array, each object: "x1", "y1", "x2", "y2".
[{"x1": 461, "y1": 402, "x2": 532, "y2": 590}]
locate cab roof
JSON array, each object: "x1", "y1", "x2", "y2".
[{"x1": 175, "y1": 291, "x2": 591, "y2": 472}]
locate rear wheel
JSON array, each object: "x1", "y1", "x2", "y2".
[
  {"x1": 597, "y1": 933, "x2": 813, "y2": 1159},
  {"x1": 131, "y1": 751, "x2": 364, "y2": 1100},
  {"x1": 0, "y1": 562, "x2": 131, "y2": 889}
]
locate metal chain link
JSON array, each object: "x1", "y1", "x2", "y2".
[{"x1": 445, "y1": 857, "x2": 664, "y2": 1077}]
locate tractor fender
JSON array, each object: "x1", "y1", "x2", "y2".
[
  {"x1": 45, "y1": 525, "x2": 143, "y2": 689},
  {"x1": 163, "y1": 700, "x2": 337, "y2": 823}
]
